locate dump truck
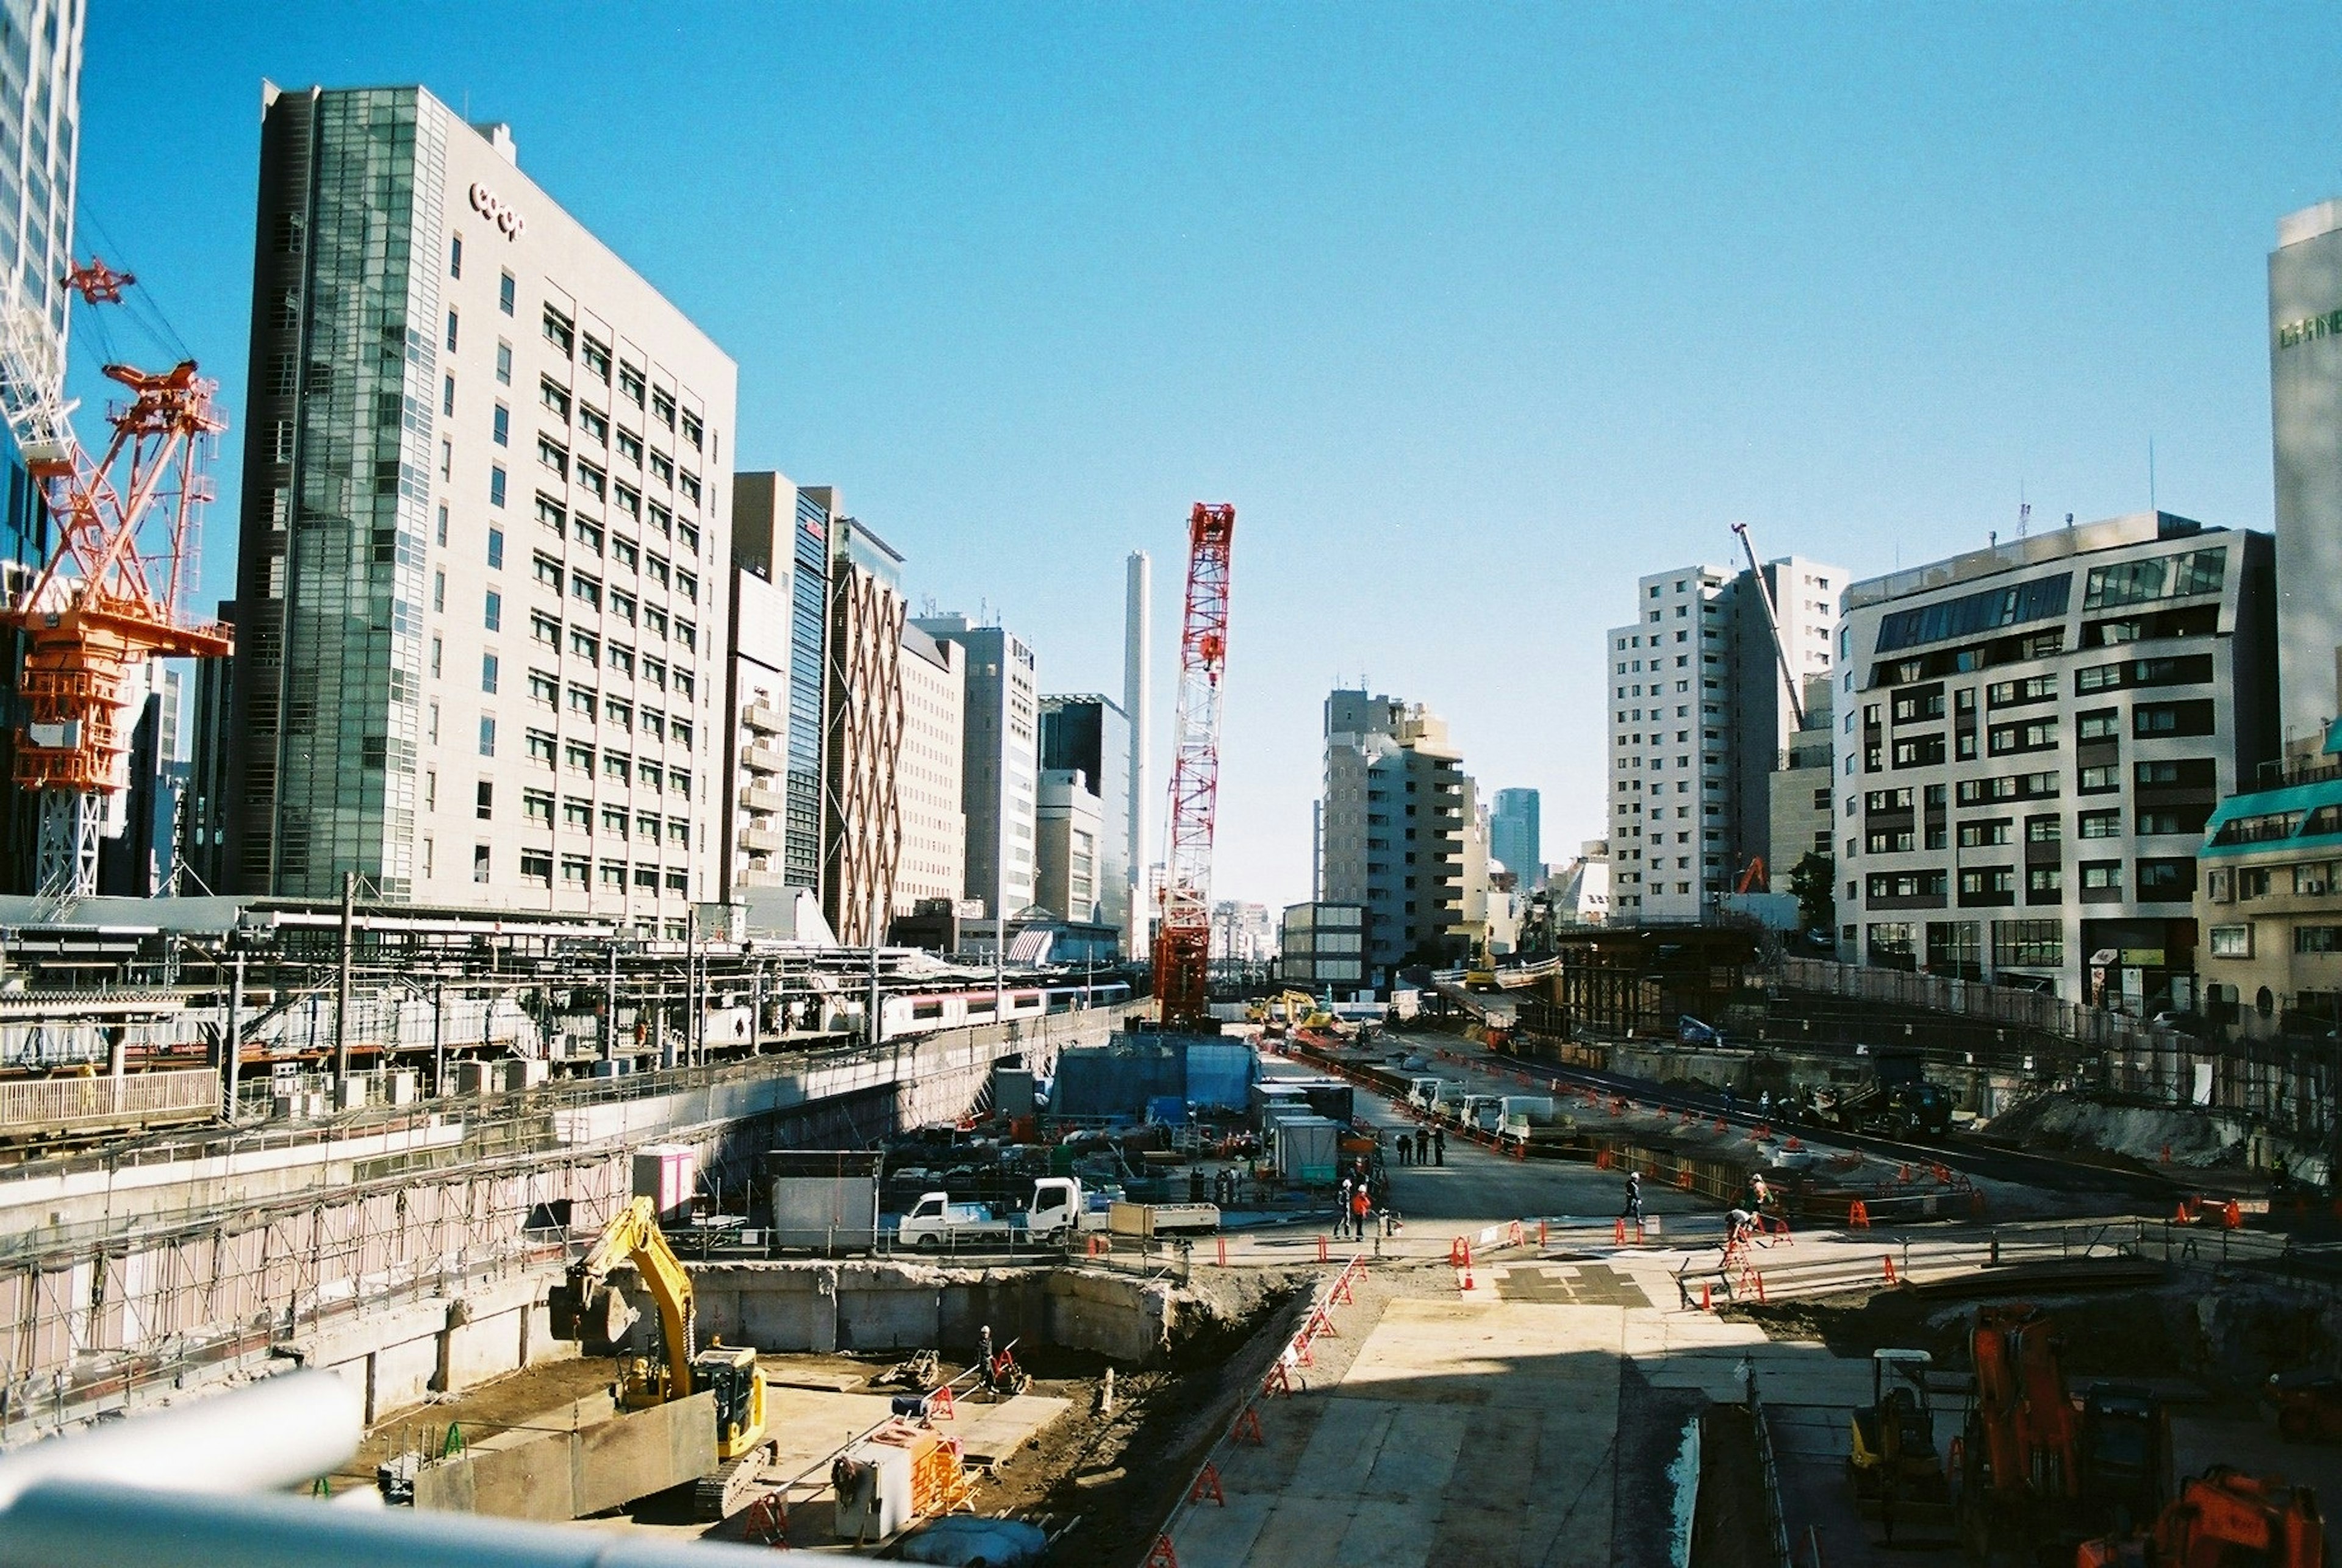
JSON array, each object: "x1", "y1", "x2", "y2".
[{"x1": 895, "y1": 1175, "x2": 1090, "y2": 1250}]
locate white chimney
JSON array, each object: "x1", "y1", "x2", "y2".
[{"x1": 1124, "y1": 550, "x2": 1151, "y2": 959}]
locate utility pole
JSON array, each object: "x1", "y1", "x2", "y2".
[
  {"x1": 335, "y1": 871, "x2": 355, "y2": 1094},
  {"x1": 604, "y1": 942, "x2": 620, "y2": 1066},
  {"x1": 222, "y1": 952, "x2": 245, "y2": 1123},
  {"x1": 867, "y1": 879, "x2": 884, "y2": 1048},
  {"x1": 748, "y1": 951, "x2": 764, "y2": 1056},
  {"x1": 431, "y1": 980, "x2": 446, "y2": 1098},
  {"x1": 685, "y1": 915, "x2": 700, "y2": 1067}
]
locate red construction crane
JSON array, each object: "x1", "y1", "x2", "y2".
[
  {"x1": 1151, "y1": 503, "x2": 1236, "y2": 1027},
  {"x1": 0, "y1": 259, "x2": 231, "y2": 898}
]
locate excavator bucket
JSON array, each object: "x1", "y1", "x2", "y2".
[{"x1": 548, "y1": 1278, "x2": 633, "y2": 1347}]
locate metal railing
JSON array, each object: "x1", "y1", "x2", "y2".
[{"x1": 0, "y1": 1069, "x2": 217, "y2": 1137}]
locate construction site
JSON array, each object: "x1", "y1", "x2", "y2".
[{"x1": 0, "y1": 69, "x2": 2337, "y2": 1568}]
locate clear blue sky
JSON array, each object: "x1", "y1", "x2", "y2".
[{"x1": 74, "y1": 3, "x2": 2342, "y2": 909}]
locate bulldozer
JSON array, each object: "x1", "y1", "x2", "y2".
[
  {"x1": 548, "y1": 1195, "x2": 773, "y2": 1519},
  {"x1": 2075, "y1": 1467, "x2": 2324, "y2": 1568},
  {"x1": 1849, "y1": 1348, "x2": 1952, "y2": 1538}
]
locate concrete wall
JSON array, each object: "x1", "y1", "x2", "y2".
[
  {"x1": 690, "y1": 1260, "x2": 1180, "y2": 1366},
  {"x1": 412, "y1": 1389, "x2": 716, "y2": 1520}
]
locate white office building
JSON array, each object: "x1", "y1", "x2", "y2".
[
  {"x1": 897, "y1": 620, "x2": 966, "y2": 915},
  {"x1": 224, "y1": 87, "x2": 734, "y2": 934},
  {"x1": 1606, "y1": 552, "x2": 1842, "y2": 923},
  {"x1": 912, "y1": 614, "x2": 1037, "y2": 921}
]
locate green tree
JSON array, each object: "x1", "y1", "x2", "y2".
[{"x1": 1789, "y1": 851, "x2": 1836, "y2": 934}]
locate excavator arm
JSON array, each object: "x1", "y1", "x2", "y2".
[{"x1": 550, "y1": 1196, "x2": 696, "y2": 1403}]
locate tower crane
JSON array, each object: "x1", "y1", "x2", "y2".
[
  {"x1": 0, "y1": 259, "x2": 229, "y2": 900},
  {"x1": 1730, "y1": 520, "x2": 1807, "y2": 732},
  {"x1": 1152, "y1": 503, "x2": 1236, "y2": 1027}
]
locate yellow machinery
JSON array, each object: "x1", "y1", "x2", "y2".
[
  {"x1": 1849, "y1": 1348, "x2": 1952, "y2": 1538},
  {"x1": 1248, "y1": 990, "x2": 1333, "y2": 1034},
  {"x1": 548, "y1": 1196, "x2": 772, "y2": 1519}
]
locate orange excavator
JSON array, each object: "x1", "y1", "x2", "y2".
[
  {"x1": 1955, "y1": 1305, "x2": 2174, "y2": 1562},
  {"x1": 2076, "y1": 1467, "x2": 2324, "y2": 1568}
]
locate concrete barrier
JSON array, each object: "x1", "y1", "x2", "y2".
[{"x1": 412, "y1": 1389, "x2": 717, "y2": 1520}]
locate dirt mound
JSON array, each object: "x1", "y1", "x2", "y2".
[{"x1": 1983, "y1": 1092, "x2": 2246, "y2": 1171}]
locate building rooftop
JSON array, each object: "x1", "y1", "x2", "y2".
[
  {"x1": 2279, "y1": 197, "x2": 2342, "y2": 249},
  {"x1": 1844, "y1": 510, "x2": 2213, "y2": 610}
]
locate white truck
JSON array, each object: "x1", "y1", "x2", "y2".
[{"x1": 896, "y1": 1175, "x2": 1092, "y2": 1250}]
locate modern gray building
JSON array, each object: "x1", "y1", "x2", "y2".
[
  {"x1": 0, "y1": 0, "x2": 82, "y2": 893},
  {"x1": 912, "y1": 614, "x2": 1037, "y2": 922},
  {"x1": 1039, "y1": 693, "x2": 1131, "y2": 940},
  {"x1": 1317, "y1": 689, "x2": 1468, "y2": 979},
  {"x1": 2271, "y1": 198, "x2": 2342, "y2": 748},
  {"x1": 1835, "y1": 512, "x2": 2277, "y2": 1009},
  {"x1": 1606, "y1": 553, "x2": 1844, "y2": 923},
  {"x1": 1489, "y1": 787, "x2": 1542, "y2": 884},
  {"x1": 223, "y1": 85, "x2": 736, "y2": 934},
  {"x1": 725, "y1": 471, "x2": 827, "y2": 900},
  {"x1": 1280, "y1": 901, "x2": 1366, "y2": 995}
]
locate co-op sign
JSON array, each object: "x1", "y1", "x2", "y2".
[{"x1": 470, "y1": 182, "x2": 525, "y2": 240}]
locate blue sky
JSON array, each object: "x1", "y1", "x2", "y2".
[{"x1": 74, "y1": 3, "x2": 2342, "y2": 908}]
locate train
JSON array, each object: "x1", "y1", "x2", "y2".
[{"x1": 878, "y1": 979, "x2": 1133, "y2": 1037}]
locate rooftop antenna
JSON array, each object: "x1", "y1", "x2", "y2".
[
  {"x1": 2019, "y1": 480, "x2": 2031, "y2": 540},
  {"x1": 2149, "y1": 436, "x2": 2157, "y2": 516}
]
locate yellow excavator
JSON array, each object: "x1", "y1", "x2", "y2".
[
  {"x1": 1248, "y1": 989, "x2": 1334, "y2": 1036},
  {"x1": 548, "y1": 1195, "x2": 772, "y2": 1519}
]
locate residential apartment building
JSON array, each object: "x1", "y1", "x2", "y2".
[
  {"x1": 1606, "y1": 553, "x2": 1842, "y2": 923},
  {"x1": 2195, "y1": 743, "x2": 2342, "y2": 1040},
  {"x1": 1768, "y1": 674, "x2": 1838, "y2": 887},
  {"x1": 2271, "y1": 198, "x2": 2342, "y2": 746},
  {"x1": 1280, "y1": 901, "x2": 1365, "y2": 995},
  {"x1": 896, "y1": 620, "x2": 965, "y2": 915},
  {"x1": 1039, "y1": 694, "x2": 1131, "y2": 938},
  {"x1": 223, "y1": 87, "x2": 734, "y2": 933},
  {"x1": 1317, "y1": 690, "x2": 1468, "y2": 978},
  {"x1": 823, "y1": 515, "x2": 905, "y2": 943},
  {"x1": 912, "y1": 614, "x2": 1037, "y2": 922},
  {"x1": 0, "y1": 0, "x2": 82, "y2": 892},
  {"x1": 1836, "y1": 512, "x2": 2277, "y2": 1009},
  {"x1": 1490, "y1": 787, "x2": 1542, "y2": 883}
]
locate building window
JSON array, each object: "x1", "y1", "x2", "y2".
[
  {"x1": 433, "y1": 570, "x2": 445, "y2": 612},
  {"x1": 442, "y1": 373, "x2": 456, "y2": 416},
  {"x1": 521, "y1": 850, "x2": 553, "y2": 887},
  {"x1": 473, "y1": 845, "x2": 491, "y2": 884},
  {"x1": 487, "y1": 527, "x2": 504, "y2": 570},
  {"x1": 2080, "y1": 861, "x2": 2122, "y2": 891},
  {"x1": 2079, "y1": 764, "x2": 2120, "y2": 794},
  {"x1": 449, "y1": 234, "x2": 463, "y2": 278},
  {"x1": 524, "y1": 789, "x2": 554, "y2": 825},
  {"x1": 484, "y1": 590, "x2": 501, "y2": 631},
  {"x1": 437, "y1": 503, "x2": 449, "y2": 546},
  {"x1": 543, "y1": 304, "x2": 575, "y2": 355},
  {"x1": 2296, "y1": 927, "x2": 2342, "y2": 954},
  {"x1": 496, "y1": 341, "x2": 514, "y2": 385},
  {"x1": 2027, "y1": 865, "x2": 2063, "y2": 898},
  {"x1": 583, "y1": 335, "x2": 612, "y2": 381},
  {"x1": 445, "y1": 309, "x2": 459, "y2": 351},
  {"x1": 2077, "y1": 809, "x2": 2122, "y2": 839},
  {"x1": 478, "y1": 715, "x2": 496, "y2": 756},
  {"x1": 1992, "y1": 918, "x2": 2064, "y2": 968},
  {"x1": 481, "y1": 652, "x2": 500, "y2": 694},
  {"x1": 490, "y1": 466, "x2": 507, "y2": 508},
  {"x1": 492, "y1": 403, "x2": 509, "y2": 446},
  {"x1": 498, "y1": 270, "x2": 516, "y2": 315},
  {"x1": 476, "y1": 779, "x2": 494, "y2": 821},
  {"x1": 526, "y1": 728, "x2": 556, "y2": 766}
]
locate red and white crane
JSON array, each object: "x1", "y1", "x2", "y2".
[
  {"x1": 1151, "y1": 503, "x2": 1235, "y2": 1027},
  {"x1": 0, "y1": 260, "x2": 230, "y2": 899}
]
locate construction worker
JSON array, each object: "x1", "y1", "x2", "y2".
[
  {"x1": 1432, "y1": 1126, "x2": 1445, "y2": 1166},
  {"x1": 1350, "y1": 1183, "x2": 1372, "y2": 1240},
  {"x1": 1622, "y1": 1170, "x2": 1644, "y2": 1226},
  {"x1": 1335, "y1": 1173, "x2": 1354, "y2": 1240},
  {"x1": 1397, "y1": 1129, "x2": 1412, "y2": 1166}
]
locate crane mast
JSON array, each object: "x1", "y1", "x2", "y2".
[
  {"x1": 0, "y1": 260, "x2": 231, "y2": 900},
  {"x1": 1152, "y1": 503, "x2": 1236, "y2": 1027},
  {"x1": 1730, "y1": 520, "x2": 1807, "y2": 733}
]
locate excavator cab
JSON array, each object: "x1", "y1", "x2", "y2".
[
  {"x1": 2077, "y1": 1383, "x2": 2174, "y2": 1541},
  {"x1": 692, "y1": 1344, "x2": 768, "y2": 1459},
  {"x1": 1850, "y1": 1348, "x2": 1949, "y2": 1514}
]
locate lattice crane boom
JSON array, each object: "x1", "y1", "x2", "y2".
[
  {"x1": 0, "y1": 260, "x2": 231, "y2": 900},
  {"x1": 1152, "y1": 503, "x2": 1236, "y2": 1026}
]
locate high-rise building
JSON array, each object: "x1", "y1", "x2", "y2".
[
  {"x1": 897, "y1": 620, "x2": 965, "y2": 915},
  {"x1": 1317, "y1": 689, "x2": 1468, "y2": 978},
  {"x1": 223, "y1": 87, "x2": 734, "y2": 933},
  {"x1": 2271, "y1": 198, "x2": 2342, "y2": 746},
  {"x1": 1605, "y1": 553, "x2": 1843, "y2": 923},
  {"x1": 1835, "y1": 512, "x2": 2277, "y2": 1008},
  {"x1": 723, "y1": 473, "x2": 798, "y2": 897},
  {"x1": 1767, "y1": 673, "x2": 1838, "y2": 899},
  {"x1": 822, "y1": 515, "x2": 904, "y2": 944},
  {"x1": 0, "y1": 0, "x2": 82, "y2": 892},
  {"x1": 1034, "y1": 767, "x2": 1103, "y2": 923},
  {"x1": 1039, "y1": 694, "x2": 1131, "y2": 938},
  {"x1": 182, "y1": 601, "x2": 235, "y2": 895},
  {"x1": 1489, "y1": 787, "x2": 1542, "y2": 884},
  {"x1": 1280, "y1": 902, "x2": 1365, "y2": 995},
  {"x1": 913, "y1": 614, "x2": 1038, "y2": 922}
]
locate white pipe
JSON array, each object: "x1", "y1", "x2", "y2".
[
  {"x1": 0, "y1": 1479, "x2": 819, "y2": 1566},
  {"x1": 0, "y1": 1370, "x2": 363, "y2": 1511}
]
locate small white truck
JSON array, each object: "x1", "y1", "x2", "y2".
[{"x1": 896, "y1": 1175, "x2": 1092, "y2": 1250}]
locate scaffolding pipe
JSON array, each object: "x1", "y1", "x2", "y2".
[
  {"x1": 0, "y1": 1370, "x2": 363, "y2": 1511},
  {"x1": 0, "y1": 1478, "x2": 812, "y2": 1566}
]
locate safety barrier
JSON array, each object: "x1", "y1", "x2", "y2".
[{"x1": 1148, "y1": 1252, "x2": 1370, "y2": 1567}]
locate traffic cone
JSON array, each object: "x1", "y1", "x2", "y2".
[{"x1": 1882, "y1": 1254, "x2": 1898, "y2": 1284}]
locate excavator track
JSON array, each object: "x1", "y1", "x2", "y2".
[{"x1": 694, "y1": 1442, "x2": 775, "y2": 1521}]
